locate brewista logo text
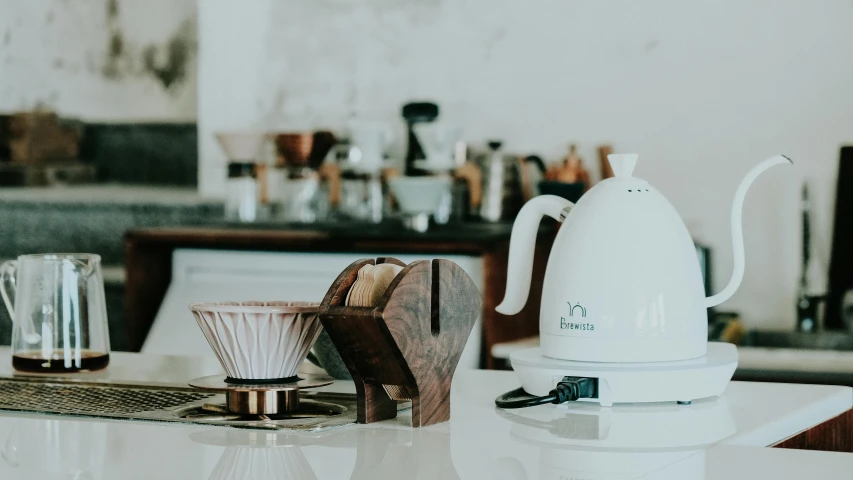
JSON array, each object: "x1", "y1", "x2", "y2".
[{"x1": 560, "y1": 318, "x2": 594, "y2": 330}]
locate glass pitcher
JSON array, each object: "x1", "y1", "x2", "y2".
[{"x1": 0, "y1": 253, "x2": 110, "y2": 373}]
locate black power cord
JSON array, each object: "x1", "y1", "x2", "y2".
[{"x1": 495, "y1": 377, "x2": 597, "y2": 409}]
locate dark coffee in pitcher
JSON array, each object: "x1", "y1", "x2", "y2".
[{"x1": 12, "y1": 350, "x2": 110, "y2": 373}]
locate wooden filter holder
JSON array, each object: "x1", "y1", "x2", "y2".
[{"x1": 318, "y1": 257, "x2": 481, "y2": 427}]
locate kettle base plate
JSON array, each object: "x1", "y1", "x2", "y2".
[{"x1": 510, "y1": 342, "x2": 738, "y2": 406}]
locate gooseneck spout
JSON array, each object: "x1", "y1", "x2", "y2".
[
  {"x1": 705, "y1": 154, "x2": 793, "y2": 308},
  {"x1": 496, "y1": 195, "x2": 574, "y2": 315}
]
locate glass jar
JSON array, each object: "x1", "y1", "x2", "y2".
[{"x1": 225, "y1": 162, "x2": 259, "y2": 222}]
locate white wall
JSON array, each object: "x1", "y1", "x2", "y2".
[
  {"x1": 0, "y1": 0, "x2": 196, "y2": 121},
  {"x1": 199, "y1": 0, "x2": 853, "y2": 331}
]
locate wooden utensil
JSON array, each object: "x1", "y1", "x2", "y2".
[
  {"x1": 382, "y1": 168, "x2": 401, "y2": 209},
  {"x1": 255, "y1": 164, "x2": 269, "y2": 205},
  {"x1": 453, "y1": 161, "x2": 482, "y2": 209},
  {"x1": 598, "y1": 145, "x2": 615, "y2": 179},
  {"x1": 319, "y1": 163, "x2": 342, "y2": 207}
]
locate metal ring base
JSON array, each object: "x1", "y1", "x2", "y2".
[{"x1": 188, "y1": 374, "x2": 334, "y2": 415}]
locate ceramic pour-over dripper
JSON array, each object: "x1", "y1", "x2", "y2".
[
  {"x1": 388, "y1": 176, "x2": 452, "y2": 232},
  {"x1": 190, "y1": 301, "x2": 323, "y2": 381},
  {"x1": 273, "y1": 131, "x2": 336, "y2": 170},
  {"x1": 215, "y1": 131, "x2": 267, "y2": 162},
  {"x1": 412, "y1": 123, "x2": 463, "y2": 171},
  {"x1": 346, "y1": 120, "x2": 393, "y2": 174}
]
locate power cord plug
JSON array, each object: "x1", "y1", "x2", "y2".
[
  {"x1": 550, "y1": 377, "x2": 596, "y2": 404},
  {"x1": 495, "y1": 377, "x2": 597, "y2": 409}
]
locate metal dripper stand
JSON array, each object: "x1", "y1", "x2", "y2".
[{"x1": 188, "y1": 374, "x2": 334, "y2": 416}]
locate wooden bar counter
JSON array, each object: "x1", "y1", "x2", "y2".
[{"x1": 124, "y1": 221, "x2": 556, "y2": 368}]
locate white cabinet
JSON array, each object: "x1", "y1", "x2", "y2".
[{"x1": 143, "y1": 248, "x2": 484, "y2": 369}]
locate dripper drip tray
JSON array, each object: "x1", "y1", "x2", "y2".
[{"x1": 0, "y1": 375, "x2": 410, "y2": 432}]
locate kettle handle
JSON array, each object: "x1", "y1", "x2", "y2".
[
  {"x1": 0, "y1": 260, "x2": 17, "y2": 320},
  {"x1": 496, "y1": 195, "x2": 574, "y2": 316}
]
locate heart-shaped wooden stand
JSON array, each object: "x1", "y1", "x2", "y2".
[{"x1": 318, "y1": 257, "x2": 481, "y2": 427}]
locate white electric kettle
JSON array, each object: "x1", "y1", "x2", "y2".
[{"x1": 497, "y1": 154, "x2": 791, "y2": 364}]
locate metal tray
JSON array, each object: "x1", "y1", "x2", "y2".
[{"x1": 0, "y1": 376, "x2": 409, "y2": 431}]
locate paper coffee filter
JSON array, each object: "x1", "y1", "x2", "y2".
[
  {"x1": 369, "y1": 264, "x2": 404, "y2": 305},
  {"x1": 346, "y1": 263, "x2": 404, "y2": 307}
]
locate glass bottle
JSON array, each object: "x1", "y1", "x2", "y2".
[{"x1": 225, "y1": 162, "x2": 259, "y2": 223}]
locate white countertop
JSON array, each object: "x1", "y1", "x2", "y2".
[{"x1": 0, "y1": 348, "x2": 850, "y2": 479}]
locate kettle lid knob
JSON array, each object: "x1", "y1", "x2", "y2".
[{"x1": 607, "y1": 154, "x2": 638, "y2": 178}]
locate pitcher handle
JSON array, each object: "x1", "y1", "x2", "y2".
[{"x1": 0, "y1": 260, "x2": 17, "y2": 319}]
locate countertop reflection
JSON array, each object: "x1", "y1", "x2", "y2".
[{"x1": 0, "y1": 349, "x2": 851, "y2": 479}]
